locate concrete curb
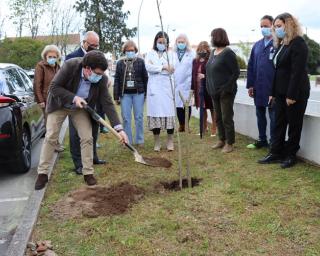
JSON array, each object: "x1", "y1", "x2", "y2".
[{"x1": 6, "y1": 121, "x2": 68, "y2": 256}]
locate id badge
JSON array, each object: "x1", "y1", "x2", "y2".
[{"x1": 127, "y1": 80, "x2": 135, "y2": 88}]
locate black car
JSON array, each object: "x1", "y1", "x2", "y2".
[{"x1": 0, "y1": 63, "x2": 45, "y2": 173}]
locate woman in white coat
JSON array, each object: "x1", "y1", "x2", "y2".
[
  {"x1": 173, "y1": 33, "x2": 196, "y2": 132},
  {"x1": 145, "y1": 31, "x2": 175, "y2": 151}
]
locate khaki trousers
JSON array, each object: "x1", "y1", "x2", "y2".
[{"x1": 37, "y1": 108, "x2": 93, "y2": 175}]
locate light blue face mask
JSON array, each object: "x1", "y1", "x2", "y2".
[
  {"x1": 157, "y1": 43, "x2": 166, "y2": 52},
  {"x1": 88, "y1": 71, "x2": 102, "y2": 84},
  {"x1": 261, "y1": 27, "x2": 272, "y2": 37},
  {"x1": 275, "y1": 27, "x2": 286, "y2": 39},
  {"x1": 177, "y1": 43, "x2": 186, "y2": 50},
  {"x1": 126, "y1": 51, "x2": 136, "y2": 59},
  {"x1": 47, "y1": 57, "x2": 57, "y2": 66}
]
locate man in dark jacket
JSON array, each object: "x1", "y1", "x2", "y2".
[
  {"x1": 35, "y1": 50, "x2": 128, "y2": 190},
  {"x1": 65, "y1": 31, "x2": 106, "y2": 175},
  {"x1": 246, "y1": 15, "x2": 276, "y2": 149}
]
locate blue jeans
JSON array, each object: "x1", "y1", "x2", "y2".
[
  {"x1": 256, "y1": 106, "x2": 275, "y2": 144},
  {"x1": 120, "y1": 93, "x2": 145, "y2": 144}
]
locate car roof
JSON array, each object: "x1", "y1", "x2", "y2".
[{"x1": 0, "y1": 63, "x2": 20, "y2": 69}]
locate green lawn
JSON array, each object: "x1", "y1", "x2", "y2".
[{"x1": 32, "y1": 116, "x2": 320, "y2": 256}]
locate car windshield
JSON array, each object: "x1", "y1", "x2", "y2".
[{"x1": 0, "y1": 70, "x2": 11, "y2": 95}]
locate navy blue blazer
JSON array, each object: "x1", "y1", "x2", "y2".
[
  {"x1": 65, "y1": 47, "x2": 85, "y2": 60},
  {"x1": 246, "y1": 38, "x2": 275, "y2": 107}
]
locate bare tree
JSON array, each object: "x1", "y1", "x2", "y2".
[
  {"x1": 10, "y1": 0, "x2": 51, "y2": 38},
  {"x1": 48, "y1": 1, "x2": 80, "y2": 56},
  {"x1": 0, "y1": 13, "x2": 5, "y2": 39}
]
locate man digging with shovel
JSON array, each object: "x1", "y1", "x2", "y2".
[{"x1": 35, "y1": 50, "x2": 128, "y2": 190}]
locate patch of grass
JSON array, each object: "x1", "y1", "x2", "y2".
[{"x1": 32, "y1": 115, "x2": 320, "y2": 255}]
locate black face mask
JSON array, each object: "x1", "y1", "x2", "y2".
[
  {"x1": 198, "y1": 52, "x2": 208, "y2": 58},
  {"x1": 87, "y1": 45, "x2": 96, "y2": 52}
]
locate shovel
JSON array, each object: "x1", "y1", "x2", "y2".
[{"x1": 83, "y1": 104, "x2": 172, "y2": 168}]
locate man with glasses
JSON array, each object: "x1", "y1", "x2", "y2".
[
  {"x1": 66, "y1": 31, "x2": 99, "y2": 60},
  {"x1": 65, "y1": 31, "x2": 107, "y2": 176},
  {"x1": 35, "y1": 50, "x2": 128, "y2": 190}
]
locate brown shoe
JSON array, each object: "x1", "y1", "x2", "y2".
[
  {"x1": 178, "y1": 124, "x2": 185, "y2": 132},
  {"x1": 84, "y1": 174, "x2": 97, "y2": 186},
  {"x1": 35, "y1": 174, "x2": 48, "y2": 190},
  {"x1": 211, "y1": 140, "x2": 225, "y2": 149},
  {"x1": 222, "y1": 144, "x2": 233, "y2": 153}
]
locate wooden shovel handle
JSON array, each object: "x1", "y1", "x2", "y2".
[{"x1": 83, "y1": 104, "x2": 136, "y2": 152}]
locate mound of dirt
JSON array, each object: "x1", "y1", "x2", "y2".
[
  {"x1": 51, "y1": 182, "x2": 144, "y2": 219},
  {"x1": 143, "y1": 157, "x2": 172, "y2": 168},
  {"x1": 160, "y1": 178, "x2": 202, "y2": 191}
]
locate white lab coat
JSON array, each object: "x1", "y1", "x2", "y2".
[
  {"x1": 173, "y1": 50, "x2": 196, "y2": 108},
  {"x1": 145, "y1": 49, "x2": 175, "y2": 117}
]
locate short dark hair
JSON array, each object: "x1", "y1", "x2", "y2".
[
  {"x1": 211, "y1": 28, "x2": 230, "y2": 47},
  {"x1": 82, "y1": 50, "x2": 108, "y2": 71},
  {"x1": 153, "y1": 31, "x2": 170, "y2": 51},
  {"x1": 261, "y1": 15, "x2": 274, "y2": 23}
]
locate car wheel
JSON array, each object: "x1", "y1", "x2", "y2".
[{"x1": 16, "y1": 127, "x2": 32, "y2": 173}]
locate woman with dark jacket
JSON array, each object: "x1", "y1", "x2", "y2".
[
  {"x1": 113, "y1": 40, "x2": 148, "y2": 146},
  {"x1": 259, "y1": 13, "x2": 310, "y2": 168},
  {"x1": 34, "y1": 44, "x2": 63, "y2": 152},
  {"x1": 191, "y1": 41, "x2": 216, "y2": 136},
  {"x1": 206, "y1": 28, "x2": 240, "y2": 153}
]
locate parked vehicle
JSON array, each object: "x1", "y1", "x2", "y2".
[
  {"x1": 0, "y1": 63, "x2": 45, "y2": 173},
  {"x1": 25, "y1": 69, "x2": 35, "y2": 82}
]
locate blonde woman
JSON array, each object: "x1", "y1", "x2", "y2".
[
  {"x1": 173, "y1": 33, "x2": 196, "y2": 132},
  {"x1": 259, "y1": 13, "x2": 310, "y2": 168},
  {"x1": 33, "y1": 44, "x2": 63, "y2": 152}
]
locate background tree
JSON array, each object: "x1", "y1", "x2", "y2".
[
  {"x1": 75, "y1": 0, "x2": 137, "y2": 56},
  {"x1": 9, "y1": 0, "x2": 51, "y2": 38},
  {"x1": 0, "y1": 13, "x2": 5, "y2": 39},
  {"x1": 0, "y1": 38, "x2": 48, "y2": 69},
  {"x1": 303, "y1": 34, "x2": 320, "y2": 75},
  {"x1": 238, "y1": 41, "x2": 252, "y2": 63},
  {"x1": 49, "y1": 1, "x2": 80, "y2": 56},
  {"x1": 236, "y1": 55, "x2": 247, "y2": 70}
]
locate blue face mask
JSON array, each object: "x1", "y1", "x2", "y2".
[
  {"x1": 88, "y1": 71, "x2": 102, "y2": 84},
  {"x1": 47, "y1": 57, "x2": 56, "y2": 66},
  {"x1": 177, "y1": 43, "x2": 186, "y2": 50},
  {"x1": 126, "y1": 51, "x2": 136, "y2": 59},
  {"x1": 261, "y1": 27, "x2": 272, "y2": 37},
  {"x1": 157, "y1": 43, "x2": 166, "y2": 52},
  {"x1": 275, "y1": 27, "x2": 286, "y2": 39}
]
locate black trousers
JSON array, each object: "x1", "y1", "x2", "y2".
[
  {"x1": 97, "y1": 102, "x2": 106, "y2": 131},
  {"x1": 212, "y1": 92, "x2": 236, "y2": 145},
  {"x1": 270, "y1": 96, "x2": 308, "y2": 157},
  {"x1": 176, "y1": 107, "x2": 191, "y2": 126},
  {"x1": 69, "y1": 117, "x2": 99, "y2": 169}
]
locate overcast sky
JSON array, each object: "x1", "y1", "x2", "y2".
[{"x1": 1, "y1": 0, "x2": 319, "y2": 53}]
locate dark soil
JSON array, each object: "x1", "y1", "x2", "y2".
[
  {"x1": 51, "y1": 182, "x2": 144, "y2": 219},
  {"x1": 160, "y1": 178, "x2": 202, "y2": 191},
  {"x1": 143, "y1": 157, "x2": 172, "y2": 168}
]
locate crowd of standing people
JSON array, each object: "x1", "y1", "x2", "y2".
[{"x1": 33, "y1": 11, "x2": 310, "y2": 190}]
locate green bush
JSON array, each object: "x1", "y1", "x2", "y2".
[
  {"x1": 236, "y1": 55, "x2": 247, "y2": 69},
  {"x1": 0, "y1": 38, "x2": 48, "y2": 69}
]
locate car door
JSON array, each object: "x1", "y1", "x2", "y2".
[
  {"x1": 17, "y1": 68, "x2": 44, "y2": 139},
  {"x1": 5, "y1": 68, "x2": 41, "y2": 143}
]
